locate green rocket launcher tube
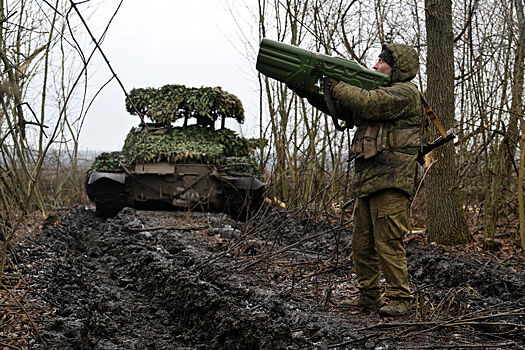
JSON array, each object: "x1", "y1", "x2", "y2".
[{"x1": 256, "y1": 38, "x2": 390, "y2": 99}]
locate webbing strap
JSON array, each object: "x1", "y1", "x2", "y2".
[
  {"x1": 323, "y1": 82, "x2": 347, "y2": 131},
  {"x1": 419, "y1": 93, "x2": 448, "y2": 138}
]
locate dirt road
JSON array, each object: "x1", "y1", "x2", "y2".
[{"x1": 12, "y1": 206, "x2": 525, "y2": 349}]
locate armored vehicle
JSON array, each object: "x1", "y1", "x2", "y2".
[{"x1": 85, "y1": 85, "x2": 265, "y2": 219}]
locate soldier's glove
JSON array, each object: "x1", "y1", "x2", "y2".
[
  {"x1": 321, "y1": 77, "x2": 339, "y2": 96},
  {"x1": 286, "y1": 82, "x2": 307, "y2": 98}
]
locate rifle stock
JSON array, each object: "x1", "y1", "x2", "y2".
[{"x1": 416, "y1": 128, "x2": 456, "y2": 165}]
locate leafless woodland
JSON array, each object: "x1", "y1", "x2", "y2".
[
  {"x1": 241, "y1": 0, "x2": 525, "y2": 246},
  {"x1": 0, "y1": 0, "x2": 523, "y2": 270},
  {"x1": 0, "y1": 0, "x2": 524, "y2": 346}
]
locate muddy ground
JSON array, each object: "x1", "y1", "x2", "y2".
[{"x1": 3, "y1": 205, "x2": 525, "y2": 349}]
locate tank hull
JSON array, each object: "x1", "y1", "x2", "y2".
[{"x1": 86, "y1": 162, "x2": 264, "y2": 220}]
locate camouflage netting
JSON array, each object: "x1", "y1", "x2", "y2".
[
  {"x1": 87, "y1": 151, "x2": 125, "y2": 174},
  {"x1": 221, "y1": 156, "x2": 261, "y2": 178},
  {"x1": 120, "y1": 125, "x2": 261, "y2": 176},
  {"x1": 89, "y1": 85, "x2": 262, "y2": 178},
  {"x1": 125, "y1": 85, "x2": 244, "y2": 125}
]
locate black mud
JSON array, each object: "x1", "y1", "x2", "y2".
[{"x1": 19, "y1": 207, "x2": 525, "y2": 349}]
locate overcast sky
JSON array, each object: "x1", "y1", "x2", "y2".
[{"x1": 78, "y1": 1, "x2": 259, "y2": 151}]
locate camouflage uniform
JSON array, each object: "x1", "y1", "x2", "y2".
[{"x1": 327, "y1": 44, "x2": 425, "y2": 302}]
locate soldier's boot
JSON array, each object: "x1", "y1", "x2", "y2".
[
  {"x1": 340, "y1": 295, "x2": 385, "y2": 310},
  {"x1": 378, "y1": 298, "x2": 412, "y2": 316}
]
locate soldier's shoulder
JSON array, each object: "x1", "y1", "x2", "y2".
[{"x1": 386, "y1": 81, "x2": 420, "y2": 96}]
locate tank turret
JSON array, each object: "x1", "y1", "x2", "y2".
[{"x1": 86, "y1": 84, "x2": 265, "y2": 219}]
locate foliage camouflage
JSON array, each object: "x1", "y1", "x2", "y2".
[
  {"x1": 88, "y1": 126, "x2": 262, "y2": 178},
  {"x1": 115, "y1": 125, "x2": 262, "y2": 177},
  {"x1": 125, "y1": 84, "x2": 244, "y2": 125},
  {"x1": 89, "y1": 84, "x2": 262, "y2": 180},
  {"x1": 88, "y1": 151, "x2": 125, "y2": 174},
  {"x1": 222, "y1": 156, "x2": 262, "y2": 179}
]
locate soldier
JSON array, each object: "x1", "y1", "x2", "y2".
[{"x1": 292, "y1": 43, "x2": 425, "y2": 316}]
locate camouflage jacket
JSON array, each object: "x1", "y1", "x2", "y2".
[{"x1": 329, "y1": 43, "x2": 425, "y2": 199}]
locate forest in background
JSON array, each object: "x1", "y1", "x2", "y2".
[
  {"x1": 0, "y1": 0, "x2": 524, "y2": 280},
  {"x1": 0, "y1": 1, "x2": 524, "y2": 348},
  {"x1": 242, "y1": 0, "x2": 524, "y2": 246}
]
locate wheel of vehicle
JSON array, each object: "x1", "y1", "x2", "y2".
[
  {"x1": 221, "y1": 187, "x2": 264, "y2": 221},
  {"x1": 88, "y1": 178, "x2": 128, "y2": 218}
]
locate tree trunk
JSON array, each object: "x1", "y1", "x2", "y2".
[
  {"x1": 513, "y1": 0, "x2": 525, "y2": 249},
  {"x1": 424, "y1": 0, "x2": 472, "y2": 244},
  {"x1": 519, "y1": 129, "x2": 525, "y2": 249},
  {"x1": 490, "y1": 0, "x2": 525, "y2": 240}
]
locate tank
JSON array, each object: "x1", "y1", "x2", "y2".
[{"x1": 85, "y1": 85, "x2": 265, "y2": 220}]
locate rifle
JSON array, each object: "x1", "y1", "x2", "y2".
[{"x1": 416, "y1": 128, "x2": 456, "y2": 166}]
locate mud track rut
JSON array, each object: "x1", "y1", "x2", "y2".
[{"x1": 22, "y1": 207, "x2": 525, "y2": 349}]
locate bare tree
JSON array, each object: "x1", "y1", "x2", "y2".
[
  {"x1": 424, "y1": 0, "x2": 472, "y2": 244},
  {"x1": 0, "y1": 0, "x2": 107, "y2": 279},
  {"x1": 236, "y1": 0, "x2": 525, "y2": 247},
  {"x1": 513, "y1": 0, "x2": 525, "y2": 248}
]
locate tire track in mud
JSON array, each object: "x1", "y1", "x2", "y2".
[
  {"x1": 27, "y1": 207, "x2": 525, "y2": 349},
  {"x1": 32, "y1": 208, "x2": 360, "y2": 349}
]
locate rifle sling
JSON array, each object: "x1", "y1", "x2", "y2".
[
  {"x1": 322, "y1": 83, "x2": 346, "y2": 131},
  {"x1": 419, "y1": 93, "x2": 448, "y2": 138}
]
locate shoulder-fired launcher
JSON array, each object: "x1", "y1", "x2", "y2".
[
  {"x1": 255, "y1": 38, "x2": 390, "y2": 99},
  {"x1": 256, "y1": 38, "x2": 456, "y2": 165}
]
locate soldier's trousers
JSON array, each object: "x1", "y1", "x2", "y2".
[{"x1": 352, "y1": 189, "x2": 412, "y2": 299}]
